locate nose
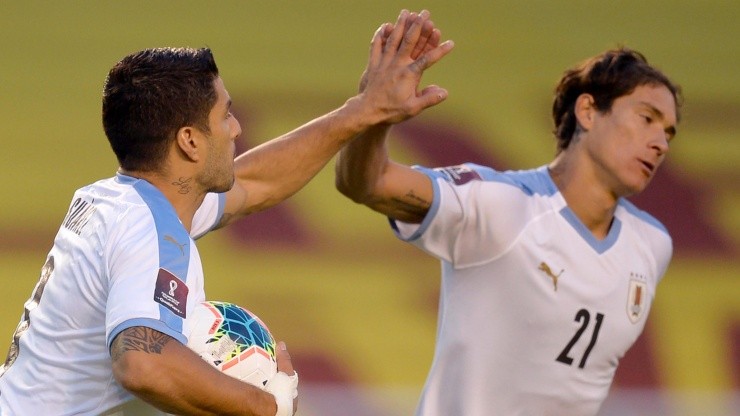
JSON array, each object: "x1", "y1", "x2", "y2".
[
  {"x1": 232, "y1": 116, "x2": 242, "y2": 141},
  {"x1": 651, "y1": 131, "x2": 670, "y2": 156}
]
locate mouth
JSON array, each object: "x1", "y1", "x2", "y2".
[{"x1": 639, "y1": 160, "x2": 655, "y2": 176}]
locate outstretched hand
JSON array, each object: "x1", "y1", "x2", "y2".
[
  {"x1": 360, "y1": 11, "x2": 441, "y2": 91},
  {"x1": 359, "y1": 9, "x2": 454, "y2": 125}
]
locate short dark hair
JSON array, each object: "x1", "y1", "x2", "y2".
[
  {"x1": 102, "y1": 47, "x2": 219, "y2": 172},
  {"x1": 552, "y1": 47, "x2": 682, "y2": 152}
]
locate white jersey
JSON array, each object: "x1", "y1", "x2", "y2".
[
  {"x1": 392, "y1": 164, "x2": 672, "y2": 416},
  {"x1": 0, "y1": 173, "x2": 225, "y2": 415}
]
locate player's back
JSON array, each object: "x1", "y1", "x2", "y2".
[{"x1": 0, "y1": 177, "x2": 154, "y2": 415}]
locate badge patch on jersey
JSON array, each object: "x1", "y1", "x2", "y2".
[
  {"x1": 627, "y1": 279, "x2": 647, "y2": 324},
  {"x1": 436, "y1": 165, "x2": 482, "y2": 185},
  {"x1": 154, "y1": 268, "x2": 188, "y2": 318}
]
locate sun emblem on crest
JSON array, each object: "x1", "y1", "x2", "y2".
[{"x1": 627, "y1": 279, "x2": 648, "y2": 324}]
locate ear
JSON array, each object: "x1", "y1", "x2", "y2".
[
  {"x1": 574, "y1": 93, "x2": 597, "y2": 132},
  {"x1": 175, "y1": 126, "x2": 201, "y2": 162}
]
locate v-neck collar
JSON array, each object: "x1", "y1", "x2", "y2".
[
  {"x1": 558, "y1": 205, "x2": 621, "y2": 254},
  {"x1": 541, "y1": 167, "x2": 621, "y2": 254}
]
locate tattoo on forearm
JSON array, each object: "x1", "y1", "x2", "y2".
[
  {"x1": 172, "y1": 177, "x2": 192, "y2": 194},
  {"x1": 404, "y1": 190, "x2": 431, "y2": 208},
  {"x1": 390, "y1": 190, "x2": 431, "y2": 216},
  {"x1": 111, "y1": 327, "x2": 172, "y2": 362}
]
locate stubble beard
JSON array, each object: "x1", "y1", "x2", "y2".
[{"x1": 200, "y1": 151, "x2": 235, "y2": 194}]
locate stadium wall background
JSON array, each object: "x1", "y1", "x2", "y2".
[{"x1": 1, "y1": 2, "x2": 737, "y2": 415}]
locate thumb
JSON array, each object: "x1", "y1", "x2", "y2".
[
  {"x1": 275, "y1": 341, "x2": 295, "y2": 376},
  {"x1": 415, "y1": 85, "x2": 449, "y2": 111}
]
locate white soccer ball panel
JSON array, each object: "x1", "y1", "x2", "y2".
[{"x1": 186, "y1": 301, "x2": 277, "y2": 388}]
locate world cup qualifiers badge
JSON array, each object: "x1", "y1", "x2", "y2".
[{"x1": 154, "y1": 268, "x2": 189, "y2": 318}]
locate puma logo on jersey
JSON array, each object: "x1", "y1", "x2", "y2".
[
  {"x1": 164, "y1": 234, "x2": 187, "y2": 256},
  {"x1": 539, "y1": 261, "x2": 563, "y2": 291}
]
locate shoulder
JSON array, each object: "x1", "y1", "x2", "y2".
[
  {"x1": 76, "y1": 175, "x2": 184, "y2": 244},
  {"x1": 618, "y1": 198, "x2": 671, "y2": 238},
  {"x1": 66, "y1": 177, "x2": 152, "y2": 232},
  {"x1": 615, "y1": 198, "x2": 673, "y2": 281},
  {"x1": 617, "y1": 199, "x2": 673, "y2": 273}
]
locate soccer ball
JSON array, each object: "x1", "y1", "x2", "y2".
[{"x1": 187, "y1": 301, "x2": 277, "y2": 388}]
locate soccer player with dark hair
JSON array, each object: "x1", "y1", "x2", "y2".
[
  {"x1": 336, "y1": 47, "x2": 681, "y2": 415},
  {"x1": 0, "y1": 10, "x2": 453, "y2": 416}
]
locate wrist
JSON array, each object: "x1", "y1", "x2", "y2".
[
  {"x1": 341, "y1": 94, "x2": 389, "y2": 131},
  {"x1": 265, "y1": 371, "x2": 299, "y2": 416}
]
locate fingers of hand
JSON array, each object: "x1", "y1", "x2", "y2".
[
  {"x1": 410, "y1": 15, "x2": 436, "y2": 59},
  {"x1": 380, "y1": 22, "x2": 394, "y2": 50},
  {"x1": 409, "y1": 39, "x2": 455, "y2": 74},
  {"x1": 399, "y1": 10, "x2": 430, "y2": 56},
  {"x1": 379, "y1": 10, "x2": 437, "y2": 63},
  {"x1": 419, "y1": 85, "x2": 448, "y2": 105},
  {"x1": 369, "y1": 23, "x2": 388, "y2": 63},
  {"x1": 364, "y1": 22, "x2": 394, "y2": 92},
  {"x1": 384, "y1": 9, "x2": 410, "y2": 54},
  {"x1": 275, "y1": 341, "x2": 295, "y2": 376},
  {"x1": 428, "y1": 29, "x2": 442, "y2": 54}
]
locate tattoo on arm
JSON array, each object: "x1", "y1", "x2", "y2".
[
  {"x1": 111, "y1": 327, "x2": 173, "y2": 362},
  {"x1": 172, "y1": 177, "x2": 192, "y2": 195},
  {"x1": 404, "y1": 190, "x2": 431, "y2": 208},
  {"x1": 389, "y1": 190, "x2": 431, "y2": 218}
]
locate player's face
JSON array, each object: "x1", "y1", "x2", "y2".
[
  {"x1": 587, "y1": 84, "x2": 677, "y2": 197},
  {"x1": 200, "y1": 77, "x2": 241, "y2": 193}
]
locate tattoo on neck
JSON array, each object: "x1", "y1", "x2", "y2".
[
  {"x1": 172, "y1": 177, "x2": 192, "y2": 194},
  {"x1": 110, "y1": 327, "x2": 172, "y2": 362}
]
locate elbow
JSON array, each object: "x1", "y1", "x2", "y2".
[
  {"x1": 335, "y1": 176, "x2": 372, "y2": 205},
  {"x1": 113, "y1": 352, "x2": 159, "y2": 396},
  {"x1": 334, "y1": 176, "x2": 354, "y2": 201},
  {"x1": 335, "y1": 155, "x2": 368, "y2": 204}
]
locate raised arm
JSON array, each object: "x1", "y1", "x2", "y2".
[
  {"x1": 335, "y1": 124, "x2": 435, "y2": 224},
  {"x1": 218, "y1": 10, "x2": 454, "y2": 227},
  {"x1": 335, "y1": 11, "x2": 453, "y2": 224}
]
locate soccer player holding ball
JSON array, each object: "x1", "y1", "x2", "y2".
[
  {"x1": 336, "y1": 33, "x2": 681, "y2": 416},
  {"x1": 0, "y1": 10, "x2": 452, "y2": 416}
]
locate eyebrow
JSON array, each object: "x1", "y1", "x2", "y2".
[
  {"x1": 641, "y1": 101, "x2": 677, "y2": 139},
  {"x1": 218, "y1": 98, "x2": 232, "y2": 118}
]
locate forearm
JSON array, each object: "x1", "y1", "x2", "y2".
[
  {"x1": 143, "y1": 354, "x2": 274, "y2": 416},
  {"x1": 112, "y1": 330, "x2": 277, "y2": 416},
  {"x1": 336, "y1": 124, "x2": 432, "y2": 223},
  {"x1": 230, "y1": 95, "x2": 383, "y2": 216},
  {"x1": 335, "y1": 124, "x2": 392, "y2": 204}
]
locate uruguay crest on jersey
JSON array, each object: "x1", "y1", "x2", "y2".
[{"x1": 627, "y1": 278, "x2": 648, "y2": 324}]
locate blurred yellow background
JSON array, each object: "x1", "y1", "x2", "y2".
[{"x1": 1, "y1": 1, "x2": 738, "y2": 415}]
